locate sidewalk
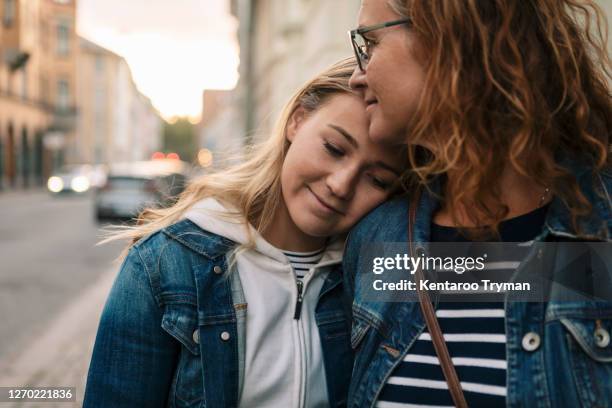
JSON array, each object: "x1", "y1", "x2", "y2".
[{"x1": 0, "y1": 267, "x2": 117, "y2": 407}]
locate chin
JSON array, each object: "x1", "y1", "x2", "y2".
[
  {"x1": 296, "y1": 219, "x2": 335, "y2": 238},
  {"x1": 300, "y1": 225, "x2": 333, "y2": 238}
]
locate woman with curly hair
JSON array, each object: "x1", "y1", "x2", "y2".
[{"x1": 344, "y1": 0, "x2": 611, "y2": 407}]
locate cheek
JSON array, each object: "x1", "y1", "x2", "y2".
[
  {"x1": 347, "y1": 187, "x2": 389, "y2": 221},
  {"x1": 280, "y1": 152, "x2": 303, "y2": 207}
]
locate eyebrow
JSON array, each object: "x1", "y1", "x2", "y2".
[{"x1": 327, "y1": 124, "x2": 402, "y2": 176}]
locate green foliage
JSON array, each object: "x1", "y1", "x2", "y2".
[{"x1": 163, "y1": 117, "x2": 197, "y2": 162}]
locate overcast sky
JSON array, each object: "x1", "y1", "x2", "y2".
[{"x1": 77, "y1": 0, "x2": 239, "y2": 120}]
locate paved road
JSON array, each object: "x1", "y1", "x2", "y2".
[{"x1": 0, "y1": 190, "x2": 125, "y2": 405}]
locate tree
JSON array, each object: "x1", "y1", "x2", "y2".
[{"x1": 163, "y1": 117, "x2": 197, "y2": 162}]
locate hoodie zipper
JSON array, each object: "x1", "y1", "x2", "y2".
[
  {"x1": 293, "y1": 280, "x2": 304, "y2": 319},
  {"x1": 293, "y1": 257, "x2": 339, "y2": 320},
  {"x1": 290, "y1": 259, "x2": 341, "y2": 408}
]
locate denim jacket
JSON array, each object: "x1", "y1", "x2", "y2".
[
  {"x1": 83, "y1": 220, "x2": 353, "y2": 408},
  {"x1": 344, "y1": 162, "x2": 612, "y2": 407}
]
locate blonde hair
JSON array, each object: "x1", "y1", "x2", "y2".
[{"x1": 107, "y1": 58, "x2": 358, "y2": 256}]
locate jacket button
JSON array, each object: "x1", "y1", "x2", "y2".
[
  {"x1": 536, "y1": 249, "x2": 543, "y2": 259},
  {"x1": 213, "y1": 265, "x2": 223, "y2": 274},
  {"x1": 220, "y1": 331, "x2": 231, "y2": 341},
  {"x1": 192, "y1": 329, "x2": 200, "y2": 344},
  {"x1": 595, "y1": 328, "x2": 610, "y2": 348},
  {"x1": 521, "y1": 332, "x2": 541, "y2": 351}
]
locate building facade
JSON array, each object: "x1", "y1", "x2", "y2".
[
  {"x1": 76, "y1": 37, "x2": 162, "y2": 165},
  {"x1": 0, "y1": 0, "x2": 77, "y2": 190},
  {"x1": 197, "y1": 89, "x2": 242, "y2": 164},
  {"x1": 229, "y1": 0, "x2": 359, "y2": 143}
]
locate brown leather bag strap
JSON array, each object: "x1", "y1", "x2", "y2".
[{"x1": 408, "y1": 190, "x2": 469, "y2": 408}]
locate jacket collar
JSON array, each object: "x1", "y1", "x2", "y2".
[
  {"x1": 416, "y1": 158, "x2": 611, "y2": 242},
  {"x1": 163, "y1": 217, "x2": 346, "y2": 265},
  {"x1": 163, "y1": 219, "x2": 236, "y2": 259}
]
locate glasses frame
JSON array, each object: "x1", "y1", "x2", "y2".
[{"x1": 349, "y1": 18, "x2": 411, "y2": 71}]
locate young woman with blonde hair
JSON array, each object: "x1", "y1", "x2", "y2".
[
  {"x1": 83, "y1": 58, "x2": 406, "y2": 407},
  {"x1": 345, "y1": 0, "x2": 611, "y2": 407}
]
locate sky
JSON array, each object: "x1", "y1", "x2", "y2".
[{"x1": 77, "y1": 0, "x2": 240, "y2": 121}]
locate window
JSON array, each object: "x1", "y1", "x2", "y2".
[
  {"x1": 57, "y1": 79, "x2": 69, "y2": 111},
  {"x1": 95, "y1": 56, "x2": 105, "y2": 73},
  {"x1": 40, "y1": 75, "x2": 49, "y2": 105},
  {"x1": 57, "y1": 21, "x2": 70, "y2": 56},
  {"x1": 20, "y1": 69, "x2": 27, "y2": 100},
  {"x1": 3, "y1": 0, "x2": 15, "y2": 27}
]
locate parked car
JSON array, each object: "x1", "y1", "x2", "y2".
[
  {"x1": 94, "y1": 160, "x2": 189, "y2": 222},
  {"x1": 47, "y1": 164, "x2": 107, "y2": 194}
]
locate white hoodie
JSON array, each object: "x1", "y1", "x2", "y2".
[{"x1": 184, "y1": 198, "x2": 343, "y2": 408}]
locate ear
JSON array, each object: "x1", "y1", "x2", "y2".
[{"x1": 286, "y1": 106, "x2": 307, "y2": 143}]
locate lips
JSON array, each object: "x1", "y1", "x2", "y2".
[
  {"x1": 365, "y1": 96, "x2": 378, "y2": 114},
  {"x1": 365, "y1": 94, "x2": 377, "y2": 106},
  {"x1": 308, "y1": 187, "x2": 344, "y2": 215}
]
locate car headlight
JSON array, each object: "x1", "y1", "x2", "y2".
[
  {"x1": 47, "y1": 176, "x2": 64, "y2": 193},
  {"x1": 71, "y1": 176, "x2": 90, "y2": 193}
]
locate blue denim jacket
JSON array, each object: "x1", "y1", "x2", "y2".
[
  {"x1": 344, "y1": 163, "x2": 612, "y2": 407},
  {"x1": 83, "y1": 220, "x2": 353, "y2": 408}
]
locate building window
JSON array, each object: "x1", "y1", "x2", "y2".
[
  {"x1": 3, "y1": 0, "x2": 15, "y2": 27},
  {"x1": 20, "y1": 69, "x2": 27, "y2": 100},
  {"x1": 57, "y1": 79, "x2": 69, "y2": 111},
  {"x1": 40, "y1": 75, "x2": 49, "y2": 105},
  {"x1": 95, "y1": 56, "x2": 105, "y2": 73},
  {"x1": 57, "y1": 21, "x2": 70, "y2": 56}
]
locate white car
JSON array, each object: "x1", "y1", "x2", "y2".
[{"x1": 47, "y1": 164, "x2": 107, "y2": 194}]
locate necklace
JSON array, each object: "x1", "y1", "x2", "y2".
[{"x1": 539, "y1": 186, "x2": 550, "y2": 207}]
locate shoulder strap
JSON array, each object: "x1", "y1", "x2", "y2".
[{"x1": 408, "y1": 190, "x2": 469, "y2": 408}]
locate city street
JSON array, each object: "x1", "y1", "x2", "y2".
[{"x1": 0, "y1": 190, "x2": 125, "y2": 406}]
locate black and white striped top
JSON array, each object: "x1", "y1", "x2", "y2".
[
  {"x1": 283, "y1": 248, "x2": 325, "y2": 281},
  {"x1": 376, "y1": 204, "x2": 548, "y2": 408}
]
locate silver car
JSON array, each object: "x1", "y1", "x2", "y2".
[{"x1": 94, "y1": 160, "x2": 189, "y2": 222}]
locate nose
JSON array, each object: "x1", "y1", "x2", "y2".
[
  {"x1": 326, "y1": 165, "x2": 359, "y2": 201},
  {"x1": 349, "y1": 66, "x2": 367, "y2": 91}
]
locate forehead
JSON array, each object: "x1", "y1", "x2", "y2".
[
  {"x1": 315, "y1": 93, "x2": 368, "y2": 135},
  {"x1": 359, "y1": 0, "x2": 400, "y2": 25},
  {"x1": 316, "y1": 94, "x2": 406, "y2": 167}
]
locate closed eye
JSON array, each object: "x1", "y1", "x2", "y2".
[
  {"x1": 369, "y1": 174, "x2": 391, "y2": 190},
  {"x1": 324, "y1": 141, "x2": 345, "y2": 157}
]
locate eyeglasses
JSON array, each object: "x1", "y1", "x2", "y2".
[{"x1": 349, "y1": 18, "x2": 411, "y2": 71}]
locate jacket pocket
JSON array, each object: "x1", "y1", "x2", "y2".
[
  {"x1": 161, "y1": 304, "x2": 204, "y2": 408},
  {"x1": 561, "y1": 317, "x2": 612, "y2": 362},
  {"x1": 318, "y1": 310, "x2": 350, "y2": 340},
  {"x1": 561, "y1": 316, "x2": 612, "y2": 406}
]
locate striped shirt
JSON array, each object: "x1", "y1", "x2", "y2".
[
  {"x1": 376, "y1": 204, "x2": 548, "y2": 408},
  {"x1": 283, "y1": 248, "x2": 325, "y2": 281}
]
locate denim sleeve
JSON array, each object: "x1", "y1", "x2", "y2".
[
  {"x1": 343, "y1": 226, "x2": 362, "y2": 301},
  {"x1": 83, "y1": 247, "x2": 179, "y2": 407}
]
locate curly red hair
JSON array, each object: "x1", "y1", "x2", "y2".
[{"x1": 391, "y1": 0, "x2": 611, "y2": 233}]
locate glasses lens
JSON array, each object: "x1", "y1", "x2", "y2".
[
  {"x1": 351, "y1": 33, "x2": 368, "y2": 70},
  {"x1": 350, "y1": 32, "x2": 368, "y2": 70}
]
